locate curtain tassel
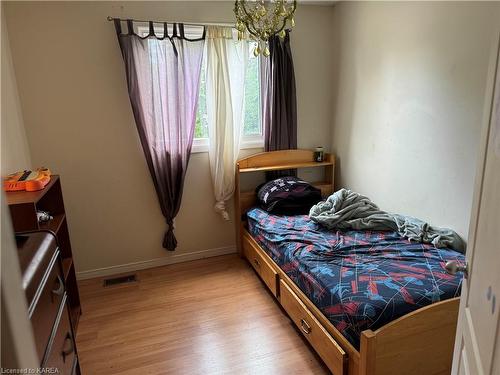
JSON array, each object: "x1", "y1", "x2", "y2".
[
  {"x1": 215, "y1": 201, "x2": 230, "y2": 221},
  {"x1": 163, "y1": 219, "x2": 177, "y2": 251}
]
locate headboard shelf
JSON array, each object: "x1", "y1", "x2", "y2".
[
  {"x1": 237, "y1": 149, "x2": 334, "y2": 172},
  {"x1": 239, "y1": 160, "x2": 333, "y2": 173}
]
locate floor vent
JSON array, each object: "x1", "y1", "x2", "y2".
[{"x1": 103, "y1": 274, "x2": 137, "y2": 287}]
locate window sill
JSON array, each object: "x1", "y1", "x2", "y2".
[{"x1": 191, "y1": 137, "x2": 264, "y2": 154}]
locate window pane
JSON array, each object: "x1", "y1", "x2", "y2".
[
  {"x1": 195, "y1": 56, "x2": 208, "y2": 139},
  {"x1": 244, "y1": 44, "x2": 261, "y2": 136},
  {"x1": 195, "y1": 41, "x2": 262, "y2": 140}
]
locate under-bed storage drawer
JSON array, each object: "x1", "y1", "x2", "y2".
[
  {"x1": 280, "y1": 279, "x2": 346, "y2": 375},
  {"x1": 243, "y1": 238, "x2": 278, "y2": 296}
]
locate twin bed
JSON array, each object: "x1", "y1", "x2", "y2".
[{"x1": 235, "y1": 150, "x2": 465, "y2": 375}]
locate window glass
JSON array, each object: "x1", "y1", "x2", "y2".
[
  {"x1": 195, "y1": 56, "x2": 209, "y2": 138},
  {"x1": 195, "y1": 42, "x2": 261, "y2": 139},
  {"x1": 243, "y1": 44, "x2": 261, "y2": 136}
]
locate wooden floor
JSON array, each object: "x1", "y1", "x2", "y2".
[{"x1": 76, "y1": 254, "x2": 329, "y2": 374}]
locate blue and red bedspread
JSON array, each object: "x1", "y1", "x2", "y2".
[{"x1": 247, "y1": 208, "x2": 464, "y2": 349}]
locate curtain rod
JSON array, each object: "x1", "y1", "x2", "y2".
[{"x1": 106, "y1": 16, "x2": 235, "y2": 29}]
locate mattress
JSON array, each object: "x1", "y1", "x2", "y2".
[{"x1": 247, "y1": 208, "x2": 465, "y2": 349}]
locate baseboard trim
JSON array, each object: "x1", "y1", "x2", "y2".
[{"x1": 76, "y1": 246, "x2": 237, "y2": 280}]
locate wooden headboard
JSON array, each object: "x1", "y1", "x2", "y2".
[{"x1": 234, "y1": 149, "x2": 335, "y2": 254}]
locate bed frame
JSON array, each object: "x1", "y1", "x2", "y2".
[{"x1": 234, "y1": 149, "x2": 460, "y2": 375}]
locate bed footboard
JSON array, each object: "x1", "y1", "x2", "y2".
[{"x1": 360, "y1": 297, "x2": 460, "y2": 375}]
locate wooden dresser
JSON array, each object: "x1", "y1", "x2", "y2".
[
  {"x1": 16, "y1": 231, "x2": 80, "y2": 373},
  {"x1": 6, "y1": 175, "x2": 82, "y2": 372}
]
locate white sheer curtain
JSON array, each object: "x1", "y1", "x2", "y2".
[{"x1": 206, "y1": 26, "x2": 249, "y2": 219}]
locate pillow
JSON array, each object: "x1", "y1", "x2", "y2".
[{"x1": 256, "y1": 176, "x2": 322, "y2": 215}]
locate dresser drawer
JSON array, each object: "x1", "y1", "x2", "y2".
[
  {"x1": 44, "y1": 294, "x2": 77, "y2": 374},
  {"x1": 17, "y1": 232, "x2": 58, "y2": 308},
  {"x1": 243, "y1": 238, "x2": 278, "y2": 296},
  {"x1": 280, "y1": 280, "x2": 346, "y2": 375},
  {"x1": 30, "y1": 250, "x2": 65, "y2": 360}
]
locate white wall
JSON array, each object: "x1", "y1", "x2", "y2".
[
  {"x1": 1, "y1": 8, "x2": 31, "y2": 174},
  {"x1": 4, "y1": 1, "x2": 335, "y2": 274},
  {"x1": 331, "y1": 1, "x2": 500, "y2": 238}
]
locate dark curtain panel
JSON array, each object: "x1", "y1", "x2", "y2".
[
  {"x1": 262, "y1": 30, "x2": 297, "y2": 179},
  {"x1": 114, "y1": 20, "x2": 206, "y2": 250}
]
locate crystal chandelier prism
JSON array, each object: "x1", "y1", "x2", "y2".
[{"x1": 234, "y1": 0, "x2": 297, "y2": 56}]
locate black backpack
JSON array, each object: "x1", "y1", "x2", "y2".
[{"x1": 256, "y1": 176, "x2": 322, "y2": 215}]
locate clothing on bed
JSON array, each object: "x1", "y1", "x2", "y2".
[
  {"x1": 309, "y1": 189, "x2": 465, "y2": 252},
  {"x1": 247, "y1": 207, "x2": 464, "y2": 349}
]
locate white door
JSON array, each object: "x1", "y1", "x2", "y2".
[{"x1": 451, "y1": 32, "x2": 500, "y2": 375}]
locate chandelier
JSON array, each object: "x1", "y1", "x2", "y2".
[{"x1": 234, "y1": 0, "x2": 297, "y2": 56}]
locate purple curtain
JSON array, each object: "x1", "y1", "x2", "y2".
[
  {"x1": 263, "y1": 30, "x2": 297, "y2": 151},
  {"x1": 262, "y1": 30, "x2": 297, "y2": 179},
  {"x1": 114, "y1": 20, "x2": 206, "y2": 250}
]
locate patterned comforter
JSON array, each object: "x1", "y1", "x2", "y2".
[{"x1": 247, "y1": 208, "x2": 464, "y2": 349}]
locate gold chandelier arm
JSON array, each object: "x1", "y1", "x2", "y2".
[
  {"x1": 234, "y1": 0, "x2": 297, "y2": 53},
  {"x1": 235, "y1": 0, "x2": 260, "y2": 39},
  {"x1": 276, "y1": 1, "x2": 296, "y2": 37}
]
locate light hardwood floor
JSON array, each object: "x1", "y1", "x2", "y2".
[{"x1": 76, "y1": 254, "x2": 329, "y2": 374}]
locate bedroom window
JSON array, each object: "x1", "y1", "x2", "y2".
[
  {"x1": 138, "y1": 24, "x2": 263, "y2": 154},
  {"x1": 192, "y1": 40, "x2": 263, "y2": 152}
]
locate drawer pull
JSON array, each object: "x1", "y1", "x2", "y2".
[
  {"x1": 300, "y1": 319, "x2": 312, "y2": 334},
  {"x1": 52, "y1": 275, "x2": 64, "y2": 297},
  {"x1": 253, "y1": 258, "x2": 260, "y2": 268},
  {"x1": 61, "y1": 332, "x2": 74, "y2": 363}
]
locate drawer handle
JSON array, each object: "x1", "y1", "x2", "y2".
[
  {"x1": 52, "y1": 274, "x2": 64, "y2": 297},
  {"x1": 253, "y1": 258, "x2": 260, "y2": 268},
  {"x1": 300, "y1": 319, "x2": 312, "y2": 335},
  {"x1": 62, "y1": 332, "x2": 75, "y2": 363}
]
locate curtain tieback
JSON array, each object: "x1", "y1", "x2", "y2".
[
  {"x1": 163, "y1": 219, "x2": 177, "y2": 251},
  {"x1": 215, "y1": 201, "x2": 230, "y2": 221}
]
